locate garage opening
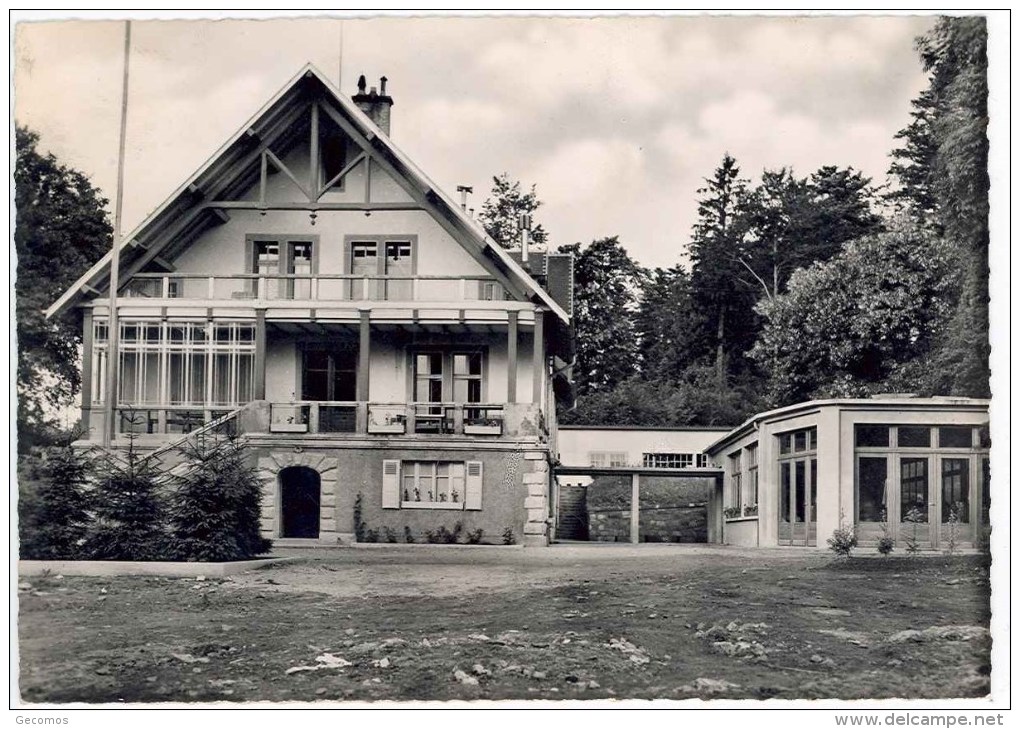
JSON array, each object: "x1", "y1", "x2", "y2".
[{"x1": 280, "y1": 466, "x2": 321, "y2": 539}]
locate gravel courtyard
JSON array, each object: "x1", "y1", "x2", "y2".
[{"x1": 17, "y1": 545, "x2": 992, "y2": 703}]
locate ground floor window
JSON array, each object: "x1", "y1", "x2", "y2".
[
  {"x1": 853, "y1": 428, "x2": 989, "y2": 546},
  {"x1": 382, "y1": 459, "x2": 483, "y2": 510}
]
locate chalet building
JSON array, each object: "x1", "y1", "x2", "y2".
[
  {"x1": 47, "y1": 66, "x2": 574, "y2": 547},
  {"x1": 704, "y1": 397, "x2": 991, "y2": 551}
]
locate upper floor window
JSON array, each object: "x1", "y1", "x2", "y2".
[
  {"x1": 854, "y1": 424, "x2": 985, "y2": 450},
  {"x1": 590, "y1": 452, "x2": 628, "y2": 468},
  {"x1": 320, "y1": 129, "x2": 348, "y2": 191},
  {"x1": 346, "y1": 236, "x2": 416, "y2": 300},
  {"x1": 247, "y1": 235, "x2": 317, "y2": 299},
  {"x1": 642, "y1": 453, "x2": 693, "y2": 469}
]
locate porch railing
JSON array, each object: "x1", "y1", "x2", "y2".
[
  {"x1": 122, "y1": 273, "x2": 506, "y2": 303},
  {"x1": 112, "y1": 401, "x2": 520, "y2": 438}
]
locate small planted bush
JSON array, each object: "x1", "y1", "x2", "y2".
[
  {"x1": 827, "y1": 512, "x2": 857, "y2": 558},
  {"x1": 502, "y1": 526, "x2": 517, "y2": 545},
  {"x1": 383, "y1": 526, "x2": 399, "y2": 544},
  {"x1": 353, "y1": 493, "x2": 366, "y2": 542},
  {"x1": 403, "y1": 526, "x2": 415, "y2": 544},
  {"x1": 466, "y1": 528, "x2": 484, "y2": 545}
]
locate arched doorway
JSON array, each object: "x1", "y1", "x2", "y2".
[{"x1": 280, "y1": 466, "x2": 321, "y2": 539}]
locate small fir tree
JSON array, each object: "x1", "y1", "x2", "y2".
[
  {"x1": 83, "y1": 434, "x2": 167, "y2": 561},
  {"x1": 19, "y1": 445, "x2": 93, "y2": 559},
  {"x1": 168, "y1": 433, "x2": 270, "y2": 562}
]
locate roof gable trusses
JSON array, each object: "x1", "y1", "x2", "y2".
[{"x1": 46, "y1": 65, "x2": 570, "y2": 324}]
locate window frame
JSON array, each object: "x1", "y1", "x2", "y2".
[
  {"x1": 245, "y1": 234, "x2": 319, "y2": 300},
  {"x1": 343, "y1": 234, "x2": 418, "y2": 300}
]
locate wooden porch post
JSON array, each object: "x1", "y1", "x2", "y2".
[
  {"x1": 507, "y1": 310, "x2": 518, "y2": 403},
  {"x1": 630, "y1": 473, "x2": 641, "y2": 544},
  {"x1": 80, "y1": 309, "x2": 94, "y2": 432},
  {"x1": 254, "y1": 309, "x2": 267, "y2": 400},
  {"x1": 532, "y1": 308, "x2": 545, "y2": 406},
  {"x1": 357, "y1": 309, "x2": 371, "y2": 402}
]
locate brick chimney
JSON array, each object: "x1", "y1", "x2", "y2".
[{"x1": 352, "y1": 74, "x2": 394, "y2": 135}]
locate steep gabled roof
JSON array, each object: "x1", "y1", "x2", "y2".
[{"x1": 46, "y1": 63, "x2": 570, "y2": 325}]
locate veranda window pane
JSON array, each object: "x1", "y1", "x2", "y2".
[
  {"x1": 898, "y1": 427, "x2": 931, "y2": 448},
  {"x1": 855, "y1": 425, "x2": 890, "y2": 448},
  {"x1": 794, "y1": 431, "x2": 807, "y2": 452},
  {"x1": 780, "y1": 462, "x2": 791, "y2": 523},
  {"x1": 938, "y1": 426, "x2": 973, "y2": 449},
  {"x1": 779, "y1": 434, "x2": 791, "y2": 455},
  {"x1": 941, "y1": 458, "x2": 970, "y2": 523},
  {"x1": 900, "y1": 457, "x2": 929, "y2": 522},
  {"x1": 857, "y1": 456, "x2": 887, "y2": 522},
  {"x1": 142, "y1": 352, "x2": 160, "y2": 403},
  {"x1": 981, "y1": 459, "x2": 990, "y2": 525},
  {"x1": 190, "y1": 352, "x2": 207, "y2": 403}
]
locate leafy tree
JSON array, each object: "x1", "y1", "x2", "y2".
[
  {"x1": 168, "y1": 435, "x2": 270, "y2": 562},
  {"x1": 561, "y1": 366, "x2": 761, "y2": 428},
  {"x1": 478, "y1": 173, "x2": 548, "y2": 250},
  {"x1": 83, "y1": 436, "x2": 167, "y2": 561},
  {"x1": 18, "y1": 444, "x2": 93, "y2": 560},
  {"x1": 751, "y1": 221, "x2": 959, "y2": 406},
  {"x1": 557, "y1": 237, "x2": 643, "y2": 395},
  {"x1": 15, "y1": 126, "x2": 112, "y2": 450}
]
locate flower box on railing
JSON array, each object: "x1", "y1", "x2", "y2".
[
  {"x1": 723, "y1": 506, "x2": 743, "y2": 520},
  {"x1": 743, "y1": 504, "x2": 759, "y2": 517},
  {"x1": 270, "y1": 422, "x2": 308, "y2": 433},
  {"x1": 464, "y1": 419, "x2": 503, "y2": 436},
  {"x1": 368, "y1": 421, "x2": 406, "y2": 434}
]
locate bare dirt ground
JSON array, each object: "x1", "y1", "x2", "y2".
[{"x1": 17, "y1": 546, "x2": 992, "y2": 703}]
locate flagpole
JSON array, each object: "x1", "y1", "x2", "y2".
[{"x1": 103, "y1": 20, "x2": 132, "y2": 447}]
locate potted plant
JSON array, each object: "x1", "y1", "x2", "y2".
[
  {"x1": 368, "y1": 410, "x2": 406, "y2": 434},
  {"x1": 464, "y1": 415, "x2": 503, "y2": 435},
  {"x1": 270, "y1": 406, "x2": 308, "y2": 433}
]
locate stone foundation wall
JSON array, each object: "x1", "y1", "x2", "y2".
[{"x1": 589, "y1": 504, "x2": 707, "y2": 543}]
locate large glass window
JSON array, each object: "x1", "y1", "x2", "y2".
[
  {"x1": 941, "y1": 458, "x2": 970, "y2": 523},
  {"x1": 855, "y1": 424, "x2": 890, "y2": 448},
  {"x1": 401, "y1": 461, "x2": 466, "y2": 507},
  {"x1": 898, "y1": 426, "x2": 931, "y2": 448},
  {"x1": 900, "y1": 457, "x2": 929, "y2": 522},
  {"x1": 857, "y1": 456, "x2": 888, "y2": 522},
  {"x1": 93, "y1": 319, "x2": 254, "y2": 410},
  {"x1": 939, "y1": 426, "x2": 973, "y2": 449}
]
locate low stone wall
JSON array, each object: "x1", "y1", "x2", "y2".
[{"x1": 589, "y1": 504, "x2": 707, "y2": 543}]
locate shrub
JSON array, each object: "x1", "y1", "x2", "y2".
[
  {"x1": 877, "y1": 507, "x2": 894, "y2": 556},
  {"x1": 83, "y1": 437, "x2": 167, "y2": 561},
  {"x1": 423, "y1": 529, "x2": 437, "y2": 544},
  {"x1": 466, "y1": 528, "x2": 484, "y2": 545},
  {"x1": 167, "y1": 434, "x2": 271, "y2": 562},
  {"x1": 944, "y1": 501, "x2": 963, "y2": 555},
  {"x1": 827, "y1": 513, "x2": 857, "y2": 558},
  {"x1": 431, "y1": 522, "x2": 463, "y2": 544},
  {"x1": 903, "y1": 506, "x2": 926, "y2": 555},
  {"x1": 19, "y1": 446, "x2": 93, "y2": 560},
  {"x1": 353, "y1": 493, "x2": 366, "y2": 542},
  {"x1": 363, "y1": 528, "x2": 379, "y2": 543},
  {"x1": 403, "y1": 526, "x2": 415, "y2": 544},
  {"x1": 502, "y1": 526, "x2": 516, "y2": 545},
  {"x1": 383, "y1": 526, "x2": 398, "y2": 544}
]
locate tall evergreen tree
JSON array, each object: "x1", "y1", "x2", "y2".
[
  {"x1": 15, "y1": 127, "x2": 113, "y2": 449},
  {"x1": 688, "y1": 154, "x2": 756, "y2": 382},
  {"x1": 635, "y1": 266, "x2": 700, "y2": 380},
  {"x1": 887, "y1": 17, "x2": 989, "y2": 397}
]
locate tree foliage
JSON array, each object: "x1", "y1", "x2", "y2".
[
  {"x1": 15, "y1": 126, "x2": 112, "y2": 449},
  {"x1": 751, "y1": 221, "x2": 960, "y2": 406},
  {"x1": 18, "y1": 445, "x2": 93, "y2": 560},
  {"x1": 557, "y1": 237, "x2": 643, "y2": 396},
  {"x1": 83, "y1": 437, "x2": 167, "y2": 561},
  {"x1": 478, "y1": 173, "x2": 548, "y2": 250},
  {"x1": 168, "y1": 435, "x2": 271, "y2": 562}
]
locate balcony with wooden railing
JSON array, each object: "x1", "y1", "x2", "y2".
[
  {"x1": 114, "y1": 401, "x2": 543, "y2": 441},
  {"x1": 120, "y1": 273, "x2": 507, "y2": 304}
]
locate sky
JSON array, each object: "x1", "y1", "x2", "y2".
[{"x1": 13, "y1": 12, "x2": 938, "y2": 270}]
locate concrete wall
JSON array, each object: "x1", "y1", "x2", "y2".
[
  {"x1": 557, "y1": 427, "x2": 731, "y2": 468},
  {"x1": 723, "y1": 518, "x2": 759, "y2": 547}
]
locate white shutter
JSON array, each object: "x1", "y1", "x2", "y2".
[
  {"x1": 465, "y1": 461, "x2": 483, "y2": 510},
  {"x1": 382, "y1": 460, "x2": 401, "y2": 509}
]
